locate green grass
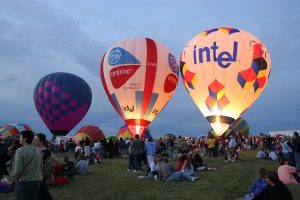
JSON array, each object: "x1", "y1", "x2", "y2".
[{"x1": 1, "y1": 150, "x2": 300, "y2": 200}]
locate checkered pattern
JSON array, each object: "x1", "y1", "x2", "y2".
[{"x1": 33, "y1": 73, "x2": 92, "y2": 135}]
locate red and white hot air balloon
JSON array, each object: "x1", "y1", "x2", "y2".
[
  {"x1": 101, "y1": 38, "x2": 179, "y2": 136},
  {"x1": 180, "y1": 27, "x2": 271, "y2": 136}
]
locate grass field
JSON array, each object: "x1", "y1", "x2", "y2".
[{"x1": 1, "y1": 149, "x2": 300, "y2": 200}]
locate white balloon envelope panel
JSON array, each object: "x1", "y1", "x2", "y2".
[
  {"x1": 180, "y1": 27, "x2": 271, "y2": 136},
  {"x1": 101, "y1": 38, "x2": 179, "y2": 136}
]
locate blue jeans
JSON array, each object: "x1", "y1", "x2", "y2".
[
  {"x1": 69, "y1": 147, "x2": 74, "y2": 154},
  {"x1": 169, "y1": 147, "x2": 175, "y2": 160},
  {"x1": 166, "y1": 171, "x2": 193, "y2": 182},
  {"x1": 14, "y1": 180, "x2": 40, "y2": 200},
  {"x1": 295, "y1": 152, "x2": 300, "y2": 170},
  {"x1": 53, "y1": 145, "x2": 59, "y2": 155},
  {"x1": 283, "y1": 152, "x2": 292, "y2": 163},
  {"x1": 128, "y1": 154, "x2": 134, "y2": 170},
  {"x1": 245, "y1": 193, "x2": 253, "y2": 200},
  {"x1": 140, "y1": 172, "x2": 155, "y2": 179}
]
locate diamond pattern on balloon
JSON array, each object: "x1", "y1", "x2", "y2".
[
  {"x1": 237, "y1": 42, "x2": 268, "y2": 93},
  {"x1": 206, "y1": 79, "x2": 229, "y2": 111}
]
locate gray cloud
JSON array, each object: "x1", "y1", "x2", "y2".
[{"x1": 0, "y1": 0, "x2": 299, "y2": 139}]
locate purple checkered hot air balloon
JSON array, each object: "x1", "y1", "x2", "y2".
[{"x1": 33, "y1": 72, "x2": 92, "y2": 136}]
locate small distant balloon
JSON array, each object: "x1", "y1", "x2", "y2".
[
  {"x1": 0, "y1": 123, "x2": 34, "y2": 139},
  {"x1": 74, "y1": 125, "x2": 105, "y2": 141}
]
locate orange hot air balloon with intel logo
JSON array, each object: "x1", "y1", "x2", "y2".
[
  {"x1": 180, "y1": 27, "x2": 271, "y2": 136},
  {"x1": 101, "y1": 38, "x2": 179, "y2": 136}
]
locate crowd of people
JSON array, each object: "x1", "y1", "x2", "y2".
[{"x1": 1, "y1": 131, "x2": 300, "y2": 199}]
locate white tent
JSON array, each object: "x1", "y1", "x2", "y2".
[{"x1": 269, "y1": 130, "x2": 300, "y2": 137}]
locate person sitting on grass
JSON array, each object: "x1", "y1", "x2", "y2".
[
  {"x1": 63, "y1": 156, "x2": 76, "y2": 178},
  {"x1": 256, "y1": 148, "x2": 271, "y2": 159},
  {"x1": 138, "y1": 155, "x2": 161, "y2": 180},
  {"x1": 159, "y1": 158, "x2": 198, "y2": 182},
  {"x1": 238, "y1": 168, "x2": 269, "y2": 200},
  {"x1": 252, "y1": 171, "x2": 293, "y2": 200},
  {"x1": 181, "y1": 157, "x2": 194, "y2": 176},
  {"x1": 191, "y1": 153, "x2": 216, "y2": 171},
  {"x1": 278, "y1": 158, "x2": 300, "y2": 184},
  {"x1": 76, "y1": 155, "x2": 91, "y2": 175},
  {"x1": 177, "y1": 154, "x2": 188, "y2": 171}
]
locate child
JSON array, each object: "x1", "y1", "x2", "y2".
[
  {"x1": 237, "y1": 168, "x2": 269, "y2": 200},
  {"x1": 231, "y1": 146, "x2": 240, "y2": 162},
  {"x1": 224, "y1": 146, "x2": 231, "y2": 162}
]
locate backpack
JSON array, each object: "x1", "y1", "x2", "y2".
[{"x1": 43, "y1": 156, "x2": 56, "y2": 178}]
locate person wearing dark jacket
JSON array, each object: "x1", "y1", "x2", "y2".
[
  {"x1": 131, "y1": 134, "x2": 143, "y2": 172},
  {"x1": 292, "y1": 131, "x2": 300, "y2": 171},
  {"x1": 0, "y1": 143, "x2": 9, "y2": 179},
  {"x1": 253, "y1": 171, "x2": 293, "y2": 200}
]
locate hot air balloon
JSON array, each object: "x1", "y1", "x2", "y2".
[
  {"x1": 101, "y1": 38, "x2": 179, "y2": 136},
  {"x1": 74, "y1": 125, "x2": 105, "y2": 141},
  {"x1": 117, "y1": 124, "x2": 151, "y2": 140},
  {"x1": 207, "y1": 128, "x2": 236, "y2": 139},
  {"x1": 0, "y1": 123, "x2": 34, "y2": 139},
  {"x1": 105, "y1": 134, "x2": 117, "y2": 141},
  {"x1": 231, "y1": 117, "x2": 249, "y2": 138},
  {"x1": 180, "y1": 27, "x2": 271, "y2": 136},
  {"x1": 34, "y1": 72, "x2": 92, "y2": 136}
]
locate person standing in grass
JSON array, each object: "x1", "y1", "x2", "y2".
[
  {"x1": 144, "y1": 137, "x2": 156, "y2": 174},
  {"x1": 229, "y1": 135, "x2": 237, "y2": 151},
  {"x1": 12, "y1": 130, "x2": 43, "y2": 200},
  {"x1": 132, "y1": 134, "x2": 143, "y2": 172},
  {"x1": 292, "y1": 131, "x2": 300, "y2": 171},
  {"x1": 167, "y1": 135, "x2": 175, "y2": 161},
  {"x1": 127, "y1": 138, "x2": 134, "y2": 172},
  {"x1": 207, "y1": 137, "x2": 215, "y2": 157},
  {"x1": 280, "y1": 135, "x2": 294, "y2": 164},
  {"x1": 177, "y1": 135, "x2": 183, "y2": 158}
]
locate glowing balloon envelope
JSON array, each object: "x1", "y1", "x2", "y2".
[
  {"x1": 74, "y1": 125, "x2": 105, "y2": 141},
  {"x1": 117, "y1": 124, "x2": 151, "y2": 140},
  {"x1": 101, "y1": 38, "x2": 179, "y2": 136},
  {"x1": 231, "y1": 117, "x2": 249, "y2": 138},
  {"x1": 180, "y1": 27, "x2": 271, "y2": 136},
  {"x1": 34, "y1": 72, "x2": 92, "y2": 136}
]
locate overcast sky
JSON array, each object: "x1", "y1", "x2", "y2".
[{"x1": 1, "y1": 0, "x2": 299, "y2": 139}]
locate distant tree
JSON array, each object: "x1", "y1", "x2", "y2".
[{"x1": 259, "y1": 132, "x2": 265, "y2": 137}]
